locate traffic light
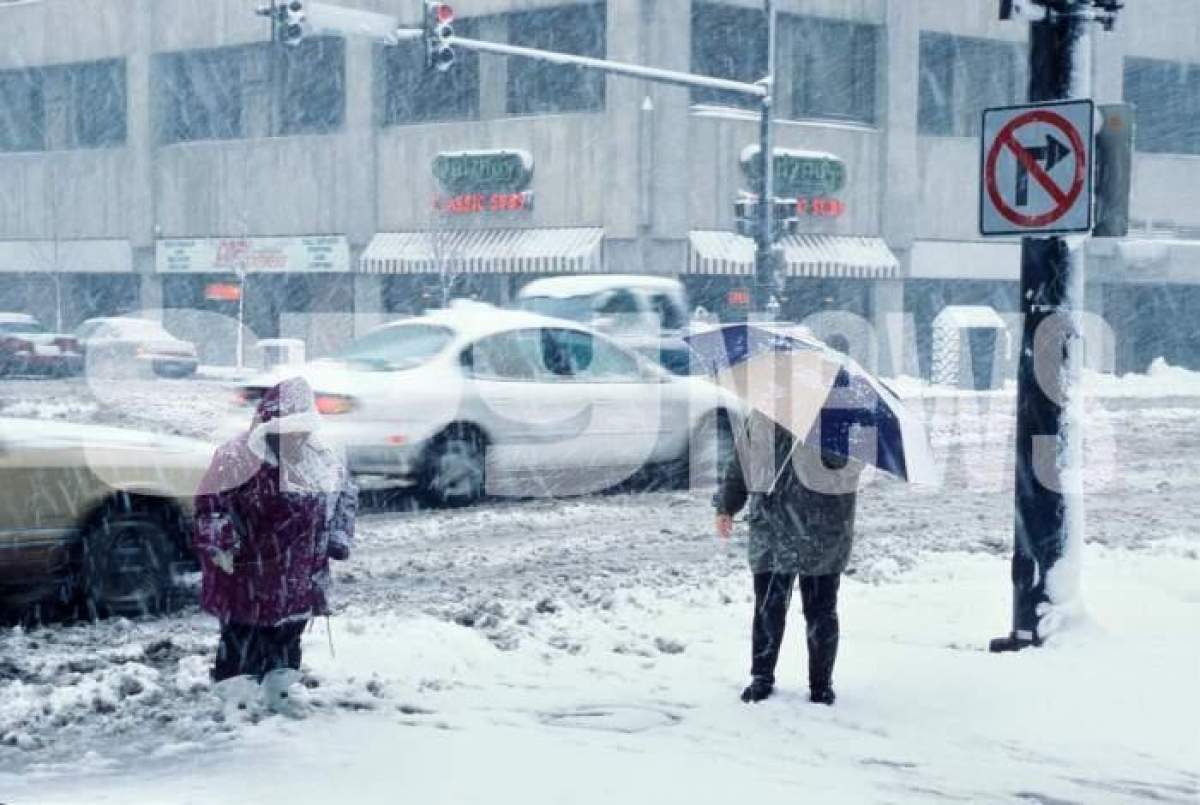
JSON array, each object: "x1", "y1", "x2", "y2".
[
  {"x1": 423, "y1": 2, "x2": 455, "y2": 72},
  {"x1": 733, "y1": 196, "x2": 799, "y2": 240},
  {"x1": 276, "y1": 0, "x2": 306, "y2": 47}
]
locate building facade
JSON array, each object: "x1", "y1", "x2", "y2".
[{"x1": 1, "y1": 0, "x2": 1198, "y2": 374}]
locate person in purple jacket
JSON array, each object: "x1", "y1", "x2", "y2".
[{"x1": 194, "y1": 376, "x2": 358, "y2": 683}]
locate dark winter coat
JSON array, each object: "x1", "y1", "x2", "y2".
[
  {"x1": 717, "y1": 416, "x2": 859, "y2": 576},
  {"x1": 194, "y1": 378, "x2": 358, "y2": 626}
]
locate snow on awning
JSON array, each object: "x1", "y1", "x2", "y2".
[
  {"x1": 687, "y1": 230, "x2": 756, "y2": 276},
  {"x1": 687, "y1": 231, "x2": 898, "y2": 279},
  {"x1": 359, "y1": 228, "x2": 604, "y2": 275}
]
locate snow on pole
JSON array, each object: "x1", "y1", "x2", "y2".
[{"x1": 1042, "y1": 11, "x2": 1095, "y2": 637}]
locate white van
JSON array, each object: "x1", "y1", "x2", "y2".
[
  {"x1": 515, "y1": 275, "x2": 689, "y2": 335},
  {"x1": 515, "y1": 275, "x2": 692, "y2": 373}
]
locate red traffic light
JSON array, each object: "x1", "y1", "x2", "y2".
[{"x1": 434, "y1": 3, "x2": 454, "y2": 24}]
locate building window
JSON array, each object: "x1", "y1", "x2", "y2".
[
  {"x1": 784, "y1": 16, "x2": 879, "y2": 124},
  {"x1": 155, "y1": 38, "x2": 345, "y2": 144},
  {"x1": 0, "y1": 60, "x2": 127, "y2": 152},
  {"x1": 1124, "y1": 57, "x2": 1200, "y2": 155},
  {"x1": 0, "y1": 68, "x2": 44, "y2": 152},
  {"x1": 506, "y1": 3, "x2": 606, "y2": 115},
  {"x1": 61, "y1": 59, "x2": 127, "y2": 148},
  {"x1": 919, "y1": 33, "x2": 1025, "y2": 137},
  {"x1": 692, "y1": 7, "x2": 878, "y2": 124},
  {"x1": 378, "y1": 20, "x2": 479, "y2": 125},
  {"x1": 690, "y1": 3, "x2": 765, "y2": 111},
  {"x1": 156, "y1": 48, "x2": 244, "y2": 143},
  {"x1": 279, "y1": 37, "x2": 345, "y2": 135}
]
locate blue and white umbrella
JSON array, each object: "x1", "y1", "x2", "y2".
[{"x1": 684, "y1": 323, "x2": 937, "y2": 485}]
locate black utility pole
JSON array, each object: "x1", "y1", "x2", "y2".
[{"x1": 991, "y1": 0, "x2": 1120, "y2": 653}]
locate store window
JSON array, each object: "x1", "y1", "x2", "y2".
[
  {"x1": 506, "y1": 3, "x2": 606, "y2": 115},
  {"x1": 378, "y1": 20, "x2": 479, "y2": 125},
  {"x1": 1124, "y1": 57, "x2": 1200, "y2": 155},
  {"x1": 690, "y1": 3, "x2": 765, "y2": 111},
  {"x1": 155, "y1": 38, "x2": 345, "y2": 144},
  {"x1": 919, "y1": 33, "x2": 1025, "y2": 137},
  {"x1": 783, "y1": 16, "x2": 878, "y2": 124}
]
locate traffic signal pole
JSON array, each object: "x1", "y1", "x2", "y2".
[
  {"x1": 753, "y1": 1, "x2": 778, "y2": 316},
  {"x1": 266, "y1": 1, "x2": 780, "y2": 314},
  {"x1": 991, "y1": 0, "x2": 1120, "y2": 653}
]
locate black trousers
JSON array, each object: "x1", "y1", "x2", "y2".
[
  {"x1": 750, "y1": 573, "x2": 840, "y2": 692},
  {"x1": 212, "y1": 620, "x2": 307, "y2": 683}
]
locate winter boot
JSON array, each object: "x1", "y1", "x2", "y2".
[
  {"x1": 215, "y1": 675, "x2": 265, "y2": 721},
  {"x1": 740, "y1": 678, "x2": 774, "y2": 703},
  {"x1": 261, "y1": 668, "x2": 307, "y2": 718},
  {"x1": 809, "y1": 687, "x2": 836, "y2": 706},
  {"x1": 988, "y1": 630, "x2": 1042, "y2": 653}
]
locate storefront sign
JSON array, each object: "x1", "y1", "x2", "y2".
[
  {"x1": 740, "y1": 146, "x2": 847, "y2": 199},
  {"x1": 155, "y1": 236, "x2": 350, "y2": 273},
  {"x1": 433, "y1": 149, "x2": 534, "y2": 195},
  {"x1": 435, "y1": 191, "x2": 535, "y2": 215}
]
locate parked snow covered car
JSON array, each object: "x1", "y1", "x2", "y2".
[
  {"x1": 515, "y1": 275, "x2": 693, "y2": 373},
  {"x1": 0, "y1": 418, "x2": 213, "y2": 616},
  {"x1": 74, "y1": 317, "x2": 199, "y2": 378},
  {"x1": 228, "y1": 303, "x2": 738, "y2": 506},
  {"x1": 0, "y1": 313, "x2": 84, "y2": 377}
]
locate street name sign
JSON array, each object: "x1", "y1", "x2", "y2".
[{"x1": 980, "y1": 99, "x2": 1094, "y2": 236}]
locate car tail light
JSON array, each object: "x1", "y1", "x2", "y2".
[{"x1": 315, "y1": 394, "x2": 356, "y2": 415}]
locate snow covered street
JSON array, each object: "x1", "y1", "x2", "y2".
[
  {"x1": 4, "y1": 549, "x2": 1197, "y2": 805},
  {"x1": 0, "y1": 373, "x2": 1198, "y2": 803}
]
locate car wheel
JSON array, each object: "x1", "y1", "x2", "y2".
[
  {"x1": 421, "y1": 425, "x2": 486, "y2": 508},
  {"x1": 80, "y1": 501, "x2": 178, "y2": 618},
  {"x1": 686, "y1": 412, "x2": 735, "y2": 491}
]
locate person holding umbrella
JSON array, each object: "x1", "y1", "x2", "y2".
[
  {"x1": 687, "y1": 323, "x2": 936, "y2": 705},
  {"x1": 716, "y1": 411, "x2": 860, "y2": 705}
]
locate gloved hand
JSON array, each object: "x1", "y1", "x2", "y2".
[{"x1": 211, "y1": 549, "x2": 235, "y2": 575}]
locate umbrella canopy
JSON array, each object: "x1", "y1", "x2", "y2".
[{"x1": 684, "y1": 323, "x2": 937, "y2": 485}]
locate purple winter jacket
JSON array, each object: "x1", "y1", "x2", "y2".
[{"x1": 193, "y1": 378, "x2": 358, "y2": 626}]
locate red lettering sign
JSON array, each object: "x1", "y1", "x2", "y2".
[{"x1": 435, "y1": 192, "x2": 533, "y2": 214}]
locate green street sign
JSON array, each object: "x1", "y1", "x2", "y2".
[
  {"x1": 433, "y1": 149, "x2": 534, "y2": 196},
  {"x1": 740, "y1": 146, "x2": 846, "y2": 198}
]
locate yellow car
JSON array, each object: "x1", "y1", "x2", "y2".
[{"x1": 0, "y1": 417, "x2": 214, "y2": 617}]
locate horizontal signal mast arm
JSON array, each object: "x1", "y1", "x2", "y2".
[{"x1": 451, "y1": 35, "x2": 768, "y2": 98}]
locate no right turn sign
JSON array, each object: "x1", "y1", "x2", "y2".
[{"x1": 980, "y1": 99, "x2": 1094, "y2": 236}]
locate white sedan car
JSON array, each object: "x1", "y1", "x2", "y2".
[{"x1": 229, "y1": 304, "x2": 738, "y2": 505}]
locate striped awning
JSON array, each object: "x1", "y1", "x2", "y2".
[
  {"x1": 687, "y1": 231, "x2": 899, "y2": 279},
  {"x1": 360, "y1": 228, "x2": 604, "y2": 275}
]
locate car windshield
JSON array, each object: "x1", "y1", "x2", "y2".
[
  {"x1": 0, "y1": 320, "x2": 45, "y2": 334},
  {"x1": 515, "y1": 295, "x2": 595, "y2": 323},
  {"x1": 333, "y1": 324, "x2": 453, "y2": 371}
]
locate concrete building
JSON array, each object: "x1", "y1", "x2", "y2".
[{"x1": 1, "y1": 0, "x2": 1198, "y2": 374}]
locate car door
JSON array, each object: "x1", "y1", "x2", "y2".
[
  {"x1": 460, "y1": 328, "x2": 595, "y2": 495},
  {"x1": 539, "y1": 328, "x2": 675, "y2": 473},
  {"x1": 0, "y1": 421, "x2": 91, "y2": 583}
]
